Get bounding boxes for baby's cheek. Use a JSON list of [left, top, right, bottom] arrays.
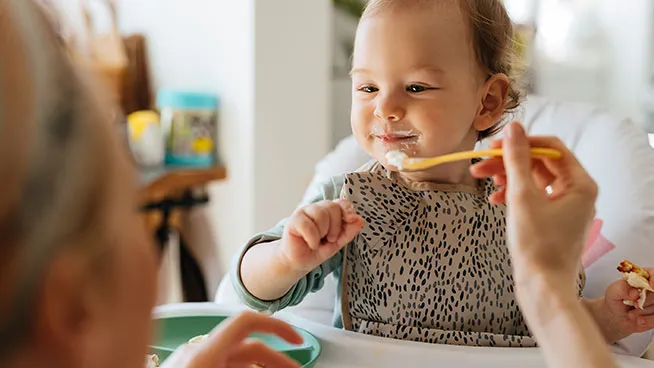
[[351, 111, 372, 133]]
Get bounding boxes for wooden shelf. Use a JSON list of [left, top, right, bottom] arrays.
[[139, 165, 227, 203], [138, 165, 227, 239]]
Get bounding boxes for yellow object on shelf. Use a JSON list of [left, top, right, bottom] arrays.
[[127, 110, 160, 140], [127, 110, 165, 167]]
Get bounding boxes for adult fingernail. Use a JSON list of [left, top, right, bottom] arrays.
[[508, 122, 525, 141], [504, 123, 514, 138]]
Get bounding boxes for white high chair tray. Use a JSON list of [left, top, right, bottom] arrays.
[[154, 303, 654, 368]]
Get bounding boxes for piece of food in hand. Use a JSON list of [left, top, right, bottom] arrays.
[[618, 260, 650, 279], [188, 334, 209, 344], [145, 354, 159, 368], [617, 260, 654, 309]]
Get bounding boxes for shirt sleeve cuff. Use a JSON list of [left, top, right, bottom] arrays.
[[230, 232, 299, 313]]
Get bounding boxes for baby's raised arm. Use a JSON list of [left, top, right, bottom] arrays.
[[240, 199, 363, 302]]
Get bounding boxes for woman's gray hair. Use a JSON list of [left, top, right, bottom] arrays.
[[0, 0, 113, 355]]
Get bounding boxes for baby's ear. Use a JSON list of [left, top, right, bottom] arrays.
[[473, 73, 510, 132]]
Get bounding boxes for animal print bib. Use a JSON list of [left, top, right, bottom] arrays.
[[339, 162, 584, 347]]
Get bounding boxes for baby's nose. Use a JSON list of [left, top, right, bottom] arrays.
[[374, 97, 406, 122]]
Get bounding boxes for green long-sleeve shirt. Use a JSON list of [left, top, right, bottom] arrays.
[[230, 176, 347, 328]]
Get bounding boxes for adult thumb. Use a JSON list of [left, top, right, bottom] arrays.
[[503, 122, 535, 195]]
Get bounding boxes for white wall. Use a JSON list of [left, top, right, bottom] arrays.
[[331, 8, 359, 146], [53, 0, 332, 274], [253, 0, 332, 230]]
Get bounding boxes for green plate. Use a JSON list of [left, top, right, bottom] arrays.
[[151, 315, 322, 367]]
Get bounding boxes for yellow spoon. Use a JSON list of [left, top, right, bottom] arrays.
[[386, 148, 562, 171]]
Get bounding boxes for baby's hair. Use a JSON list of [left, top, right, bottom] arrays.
[[362, 0, 523, 139]]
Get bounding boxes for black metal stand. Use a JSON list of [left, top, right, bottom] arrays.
[[141, 189, 210, 302]]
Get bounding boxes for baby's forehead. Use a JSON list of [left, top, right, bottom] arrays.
[[354, 3, 476, 67]]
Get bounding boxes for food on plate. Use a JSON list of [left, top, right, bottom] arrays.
[[145, 354, 159, 368], [617, 260, 653, 309], [188, 334, 209, 344]]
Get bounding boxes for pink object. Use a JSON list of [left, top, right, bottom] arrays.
[[582, 219, 616, 268]]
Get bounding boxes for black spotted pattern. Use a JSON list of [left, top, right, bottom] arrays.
[[340, 165, 585, 348]]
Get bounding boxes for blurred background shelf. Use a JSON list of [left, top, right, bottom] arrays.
[[139, 165, 227, 200]]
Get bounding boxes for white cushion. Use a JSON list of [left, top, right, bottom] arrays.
[[517, 97, 654, 298], [502, 96, 654, 356]]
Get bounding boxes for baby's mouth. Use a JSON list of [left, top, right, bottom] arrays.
[[373, 131, 419, 144]]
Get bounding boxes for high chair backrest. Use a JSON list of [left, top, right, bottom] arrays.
[[514, 96, 654, 300]]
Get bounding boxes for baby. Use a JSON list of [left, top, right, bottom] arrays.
[[231, 0, 630, 348]]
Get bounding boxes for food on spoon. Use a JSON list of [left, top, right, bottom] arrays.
[[385, 150, 408, 171], [617, 260, 653, 309]]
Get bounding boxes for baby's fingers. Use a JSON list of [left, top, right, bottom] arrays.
[[314, 219, 364, 261], [334, 199, 364, 242], [314, 201, 343, 243], [288, 211, 321, 250], [334, 199, 359, 223], [310, 200, 364, 260], [647, 268, 654, 289], [606, 280, 640, 312], [627, 312, 654, 332], [337, 215, 364, 246], [633, 302, 654, 317], [632, 290, 654, 311]]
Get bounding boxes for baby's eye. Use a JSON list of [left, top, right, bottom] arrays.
[[407, 84, 429, 93], [358, 85, 379, 93]]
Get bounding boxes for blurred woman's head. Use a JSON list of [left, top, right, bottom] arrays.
[[0, 1, 157, 367]]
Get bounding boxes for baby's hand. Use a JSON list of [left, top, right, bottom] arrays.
[[278, 200, 364, 273], [601, 270, 654, 340]]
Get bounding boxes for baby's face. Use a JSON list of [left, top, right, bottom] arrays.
[[351, 3, 489, 175]]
